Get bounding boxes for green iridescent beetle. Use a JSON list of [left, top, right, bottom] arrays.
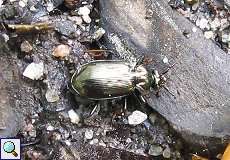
[[71, 60, 164, 100]]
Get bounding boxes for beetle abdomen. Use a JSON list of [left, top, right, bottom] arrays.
[[71, 61, 136, 100]]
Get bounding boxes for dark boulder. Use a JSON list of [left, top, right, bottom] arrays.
[[99, 0, 230, 151]]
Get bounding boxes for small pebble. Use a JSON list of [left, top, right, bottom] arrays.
[[192, 2, 199, 11], [98, 140, 106, 147], [68, 16, 83, 25], [68, 109, 80, 124], [30, 6, 36, 11], [128, 110, 147, 125], [221, 33, 230, 43], [19, 0, 26, 7], [84, 129, 94, 140], [53, 44, 71, 59], [23, 62, 44, 80], [210, 18, 220, 30], [204, 31, 214, 39], [2, 34, 9, 42], [163, 147, 171, 158], [92, 28, 105, 40], [162, 56, 169, 64], [192, 27, 197, 33], [196, 18, 209, 29], [89, 138, 99, 145], [52, 132, 61, 140], [28, 130, 36, 137], [21, 40, 33, 53], [65, 140, 71, 146], [47, 125, 54, 131], [45, 89, 60, 103], [78, 6, 90, 16], [82, 15, 91, 23], [126, 138, 132, 143], [148, 145, 163, 156], [46, 2, 54, 12]]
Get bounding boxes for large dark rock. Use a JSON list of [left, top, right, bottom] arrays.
[[0, 56, 22, 137], [99, 0, 230, 150]]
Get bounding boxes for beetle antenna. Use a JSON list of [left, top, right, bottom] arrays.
[[161, 63, 176, 75], [163, 86, 176, 99]]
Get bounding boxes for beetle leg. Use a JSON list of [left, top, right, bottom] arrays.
[[132, 55, 145, 71], [136, 83, 149, 96], [122, 98, 127, 115], [90, 103, 100, 115], [136, 55, 145, 66]]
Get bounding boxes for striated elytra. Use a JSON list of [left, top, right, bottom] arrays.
[[71, 60, 159, 100]]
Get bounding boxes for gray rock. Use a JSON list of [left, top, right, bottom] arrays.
[[162, 147, 171, 159], [85, 129, 94, 140], [55, 20, 77, 38], [148, 145, 163, 156], [99, 0, 230, 152], [0, 57, 22, 137]]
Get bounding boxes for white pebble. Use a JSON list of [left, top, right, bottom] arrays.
[[128, 110, 147, 125], [89, 139, 99, 145], [210, 18, 220, 30], [78, 6, 90, 16], [45, 89, 59, 103], [126, 138, 132, 143], [19, 0, 26, 7], [65, 140, 71, 146], [84, 129, 94, 140], [30, 6, 37, 11], [82, 15, 91, 24], [47, 125, 54, 131], [192, 27, 197, 33], [98, 141, 106, 147], [46, 2, 54, 12], [162, 56, 169, 64], [196, 18, 209, 29], [222, 33, 230, 43], [68, 16, 83, 25], [93, 28, 105, 40], [2, 34, 9, 42], [204, 31, 214, 39], [23, 62, 44, 80], [68, 109, 80, 124], [0, 0, 3, 7]]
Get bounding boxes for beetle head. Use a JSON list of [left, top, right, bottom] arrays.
[[150, 69, 167, 89]]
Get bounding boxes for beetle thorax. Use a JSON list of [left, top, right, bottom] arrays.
[[134, 65, 150, 90]]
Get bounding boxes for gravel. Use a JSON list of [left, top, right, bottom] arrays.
[[45, 89, 60, 103], [23, 62, 44, 80], [163, 147, 171, 159], [52, 44, 71, 59], [85, 129, 94, 140], [148, 145, 163, 156], [169, 0, 230, 52], [20, 40, 33, 53], [68, 109, 80, 124], [128, 111, 148, 125]]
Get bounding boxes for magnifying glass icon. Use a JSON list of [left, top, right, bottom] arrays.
[[3, 141, 18, 157]]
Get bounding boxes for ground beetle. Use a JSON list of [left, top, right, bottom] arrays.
[[71, 60, 166, 101]]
